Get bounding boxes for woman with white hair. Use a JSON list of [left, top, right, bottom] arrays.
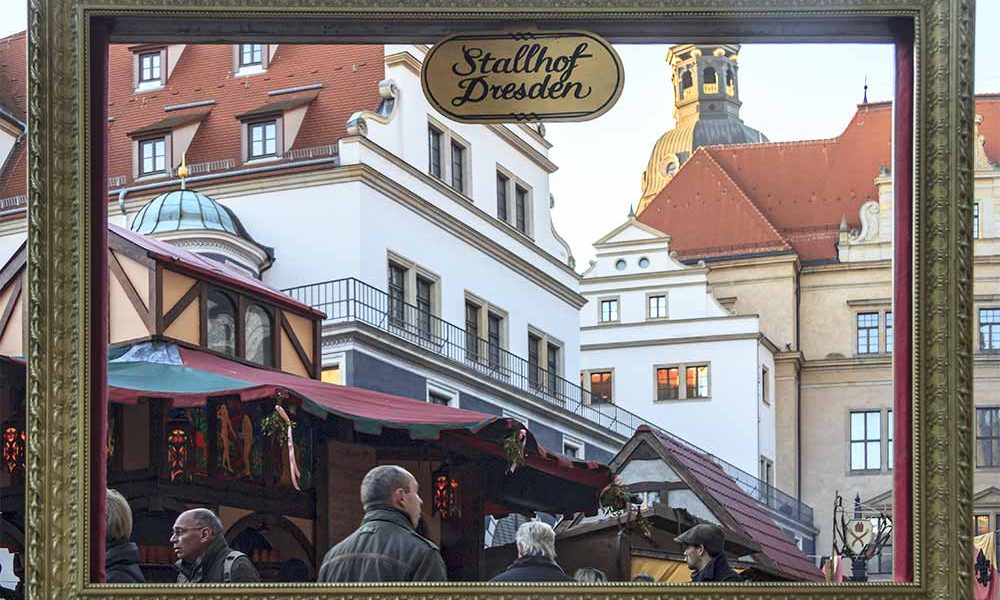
[[105, 488, 145, 583], [488, 521, 574, 582]]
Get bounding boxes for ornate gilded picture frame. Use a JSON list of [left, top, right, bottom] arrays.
[[25, 0, 973, 599]]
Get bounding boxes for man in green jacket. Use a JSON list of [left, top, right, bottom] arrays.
[[318, 465, 447, 583]]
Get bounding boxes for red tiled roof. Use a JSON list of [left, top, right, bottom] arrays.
[[106, 43, 384, 188], [638, 426, 824, 581], [0, 32, 26, 123], [639, 96, 1000, 263]]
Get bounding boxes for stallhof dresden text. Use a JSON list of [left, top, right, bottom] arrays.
[[449, 42, 595, 106]]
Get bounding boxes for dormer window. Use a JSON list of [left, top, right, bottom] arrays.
[[234, 43, 272, 76], [134, 49, 166, 90], [248, 120, 278, 159], [240, 44, 263, 67], [139, 52, 161, 83], [139, 138, 167, 177]]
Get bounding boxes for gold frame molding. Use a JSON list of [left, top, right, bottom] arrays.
[[26, 1, 973, 599]]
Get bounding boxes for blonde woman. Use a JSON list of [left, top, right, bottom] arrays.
[[105, 488, 145, 583]]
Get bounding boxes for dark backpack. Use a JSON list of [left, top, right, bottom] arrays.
[[223, 550, 248, 583]]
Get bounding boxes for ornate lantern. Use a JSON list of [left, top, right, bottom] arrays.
[[1, 420, 25, 481], [432, 462, 461, 518], [166, 417, 194, 482]]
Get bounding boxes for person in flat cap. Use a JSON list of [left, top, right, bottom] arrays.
[[673, 523, 742, 582]]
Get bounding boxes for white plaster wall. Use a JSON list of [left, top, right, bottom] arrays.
[[0, 233, 25, 267], [216, 182, 364, 289], [0, 131, 16, 172], [355, 184, 580, 376], [368, 46, 570, 266], [580, 337, 763, 475]]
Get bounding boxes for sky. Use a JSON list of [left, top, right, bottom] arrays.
[[0, 2, 998, 269]]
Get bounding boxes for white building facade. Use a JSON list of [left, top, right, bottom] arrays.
[[579, 218, 777, 482]]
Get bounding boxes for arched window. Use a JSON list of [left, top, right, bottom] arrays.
[[703, 67, 717, 84], [245, 304, 273, 366], [680, 70, 693, 98], [207, 290, 237, 356], [726, 68, 736, 94]]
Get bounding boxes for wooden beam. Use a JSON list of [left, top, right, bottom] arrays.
[[0, 276, 23, 341], [161, 281, 199, 330], [281, 311, 313, 374], [110, 250, 152, 332]]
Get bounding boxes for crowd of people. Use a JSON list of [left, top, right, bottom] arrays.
[[100, 464, 743, 584]]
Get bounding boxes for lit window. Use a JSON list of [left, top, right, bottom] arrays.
[[976, 515, 991, 536], [600, 299, 619, 323], [850, 410, 881, 470], [428, 126, 442, 178], [139, 138, 166, 176], [977, 407, 1000, 468], [656, 367, 679, 400], [857, 312, 879, 354], [139, 51, 161, 83], [244, 304, 273, 366], [321, 367, 341, 385], [240, 43, 263, 67], [981, 309, 1000, 351], [206, 290, 237, 356], [590, 371, 612, 403], [648, 295, 667, 319], [686, 365, 709, 398], [248, 121, 277, 158]]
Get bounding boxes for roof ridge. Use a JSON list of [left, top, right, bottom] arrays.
[[699, 148, 792, 248]]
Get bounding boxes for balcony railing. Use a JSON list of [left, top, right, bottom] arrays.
[[283, 277, 815, 527]]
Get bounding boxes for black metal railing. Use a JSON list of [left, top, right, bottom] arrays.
[[283, 277, 814, 526]]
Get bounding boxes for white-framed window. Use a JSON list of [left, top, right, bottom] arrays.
[[584, 370, 613, 404], [887, 409, 894, 470], [248, 120, 278, 159], [654, 362, 712, 401], [464, 293, 507, 368], [857, 312, 879, 354], [321, 351, 346, 385], [138, 51, 162, 85], [885, 311, 893, 353], [528, 328, 563, 395], [980, 308, 1000, 352], [974, 202, 981, 239], [426, 380, 458, 407], [386, 253, 440, 340], [426, 119, 472, 197], [562, 436, 584, 459], [850, 410, 882, 471], [240, 43, 264, 67], [139, 137, 167, 176], [647, 293, 668, 319], [495, 166, 533, 237], [599, 297, 620, 323]]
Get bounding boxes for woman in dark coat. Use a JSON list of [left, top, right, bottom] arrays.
[[105, 488, 145, 583]]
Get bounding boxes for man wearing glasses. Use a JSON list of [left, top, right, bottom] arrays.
[[171, 508, 261, 583]]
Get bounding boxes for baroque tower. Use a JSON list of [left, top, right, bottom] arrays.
[[638, 44, 767, 212]]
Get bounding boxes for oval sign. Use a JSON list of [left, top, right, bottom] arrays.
[[421, 30, 625, 123]]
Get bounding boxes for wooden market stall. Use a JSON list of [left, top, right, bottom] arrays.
[[0, 225, 610, 583]]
